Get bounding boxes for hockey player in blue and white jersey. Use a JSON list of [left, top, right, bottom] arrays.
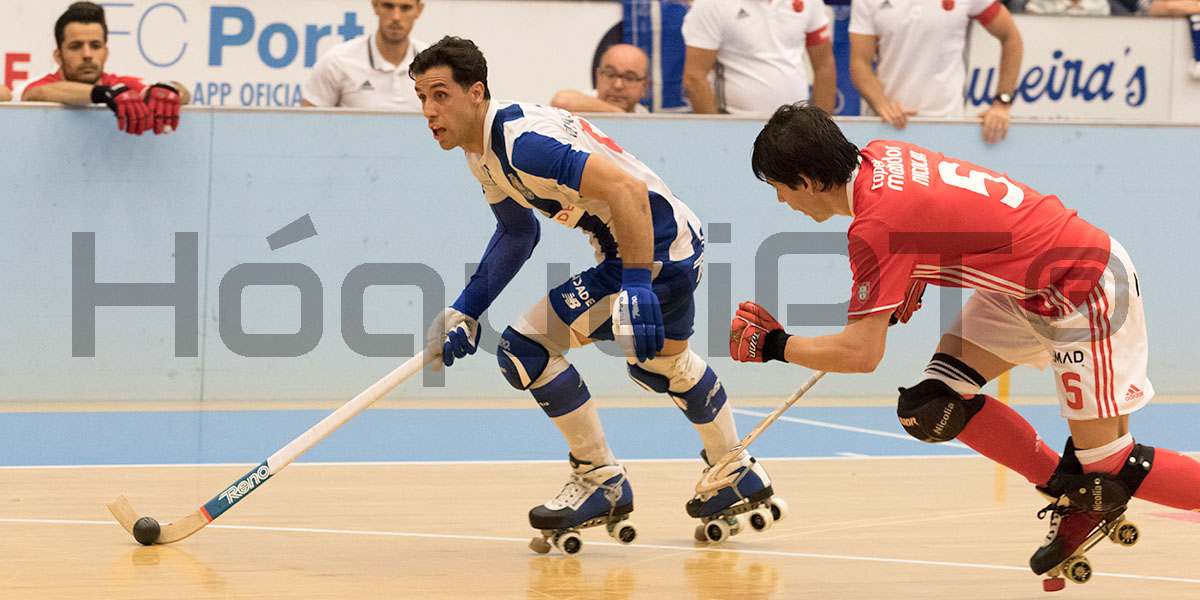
[[411, 37, 781, 552]]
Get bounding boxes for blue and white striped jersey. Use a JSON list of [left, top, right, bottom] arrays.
[[465, 100, 702, 264]]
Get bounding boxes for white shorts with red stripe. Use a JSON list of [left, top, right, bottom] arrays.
[[947, 237, 1153, 420]]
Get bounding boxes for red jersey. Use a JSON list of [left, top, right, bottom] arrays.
[[23, 71, 146, 96], [847, 140, 1110, 319]]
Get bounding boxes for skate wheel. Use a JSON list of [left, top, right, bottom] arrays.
[[609, 520, 638, 545], [769, 497, 789, 523], [748, 507, 774, 532], [694, 524, 707, 542], [529, 536, 552, 554], [1063, 556, 1092, 584], [704, 519, 731, 543], [1111, 521, 1139, 547], [555, 531, 583, 555], [1043, 577, 1066, 592]]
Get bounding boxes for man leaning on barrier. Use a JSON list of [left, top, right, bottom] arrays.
[[21, 2, 190, 135]]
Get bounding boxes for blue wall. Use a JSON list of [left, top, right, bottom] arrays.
[[1, 106, 1198, 404]]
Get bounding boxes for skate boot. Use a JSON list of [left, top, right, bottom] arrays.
[[1030, 481, 1140, 591], [687, 450, 787, 543], [528, 454, 637, 555]]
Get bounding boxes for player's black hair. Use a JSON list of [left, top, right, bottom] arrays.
[[55, 2, 107, 47], [410, 36, 491, 100], [751, 103, 860, 192]]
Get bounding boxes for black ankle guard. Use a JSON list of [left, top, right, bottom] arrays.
[[1048, 439, 1154, 513]]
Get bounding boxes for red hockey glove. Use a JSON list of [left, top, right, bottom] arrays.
[[730, 301, 790, 363], [144, 83, 180, 134], [91, 84, 150, 135]]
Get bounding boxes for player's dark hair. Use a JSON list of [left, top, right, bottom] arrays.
[[410, 36, 491, 100], [752, 103, 860, 192], [55, 2, 107, 47]]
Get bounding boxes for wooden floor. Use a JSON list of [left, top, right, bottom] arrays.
[[2, 458, 1199, 599]]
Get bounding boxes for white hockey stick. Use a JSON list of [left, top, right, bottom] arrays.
[[695, 370, 826, 495], [108, 352, 434, 544]]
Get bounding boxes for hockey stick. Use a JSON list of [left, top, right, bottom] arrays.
[[108, 351, 433, 544], [695, 370, 826, 495]]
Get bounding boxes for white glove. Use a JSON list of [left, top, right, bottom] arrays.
[[425, 307, 480, 370]]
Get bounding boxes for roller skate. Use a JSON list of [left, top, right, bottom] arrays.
[[1030, 479, 1140, 592], [528, 454, 637, 555], [687, 451, 787, 544]]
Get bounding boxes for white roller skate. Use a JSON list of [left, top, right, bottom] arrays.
[[687, 451, 787, 544], [528, 454, 637, 555]]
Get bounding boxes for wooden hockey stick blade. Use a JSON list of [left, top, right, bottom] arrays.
[[107, 351, 433, 544], [107, 495, 210, 544], [695, 370, 826, 495]]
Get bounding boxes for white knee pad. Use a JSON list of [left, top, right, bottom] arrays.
[[627, 350, 707, 394]]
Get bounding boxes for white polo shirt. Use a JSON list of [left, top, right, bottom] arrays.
[[850, 0, 1000, 117], [302, 34, 427, 110], [682, 0, 831, 116]]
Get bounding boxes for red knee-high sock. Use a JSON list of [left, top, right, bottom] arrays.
[[1134, 449, 1200, 511], [956, 396, 1060, 485]]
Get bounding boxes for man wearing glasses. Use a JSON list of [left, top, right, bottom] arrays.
[[551, 44, 651, 114]]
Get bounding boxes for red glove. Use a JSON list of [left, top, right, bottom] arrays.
[[91, 84, 150, 135], [730, 301, 789, 363], [890, 279, 927, 325], [145, 83, 180, 134]]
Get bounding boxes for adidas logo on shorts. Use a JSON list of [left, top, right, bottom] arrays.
[[1125, 385, 1144, 402]]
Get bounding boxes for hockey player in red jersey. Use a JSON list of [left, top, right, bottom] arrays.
[[732, 103, 1200, 588]]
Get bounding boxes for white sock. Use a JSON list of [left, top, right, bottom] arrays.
[[550, 399, 616, 466], [692, 403, 741, 462]]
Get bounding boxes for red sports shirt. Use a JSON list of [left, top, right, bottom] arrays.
[[23, 71, 146, 95], [847, 140, 1110, 319]]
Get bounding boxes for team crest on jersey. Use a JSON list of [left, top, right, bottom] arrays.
[[792, 0, 804, 11], [942, 0, 955, 9], [857, 282, 871, 302]]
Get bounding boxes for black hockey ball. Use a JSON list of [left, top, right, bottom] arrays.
[[133, 516, 160, 545]]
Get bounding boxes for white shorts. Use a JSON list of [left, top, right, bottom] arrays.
[[947, 237, 1153, 420]]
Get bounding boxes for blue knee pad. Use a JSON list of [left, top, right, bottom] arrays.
[[627, 352, 727, 424], [671, 366, 726, 424], [497, 327, 549, 390]]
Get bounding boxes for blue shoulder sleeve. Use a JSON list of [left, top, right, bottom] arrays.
[[451, 198, 541, 319], [510, 131, 591, 192]]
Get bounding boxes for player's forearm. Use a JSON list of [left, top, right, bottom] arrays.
[[607, 180, 655, 269], [169, 81, 192, 105], [550, 90, 622, 114], [683, 74, 718, 114], [995, 33, 1022, 96], [22, 81, 95, 105], [780, 331, 882, 373], [809, 62, 837, 115], [1145, 0, 1200, 16], [849, 60, 889, 114]]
